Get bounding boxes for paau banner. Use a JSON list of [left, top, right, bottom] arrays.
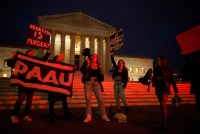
[[10, 52, 75, 96]]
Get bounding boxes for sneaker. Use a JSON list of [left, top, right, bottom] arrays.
[[24, 116, 32, 122], [84, 114, 92, 123], [11, 116, 19, 124], [101, 115, 110, 122]]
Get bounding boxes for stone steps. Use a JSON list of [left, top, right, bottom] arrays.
[[0, 73, 195, 110]]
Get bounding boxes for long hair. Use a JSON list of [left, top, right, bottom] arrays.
[[118, 59, 126, 70], [158, 56, 167, 66], [158, 56, 173, 77], [92, 54, 100, 64]]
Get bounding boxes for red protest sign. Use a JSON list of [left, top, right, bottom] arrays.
[[176, 25, 200, 55], [27, 24, 51, 49]]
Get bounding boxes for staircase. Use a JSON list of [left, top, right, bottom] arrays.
[[0, 72, 195, 110]]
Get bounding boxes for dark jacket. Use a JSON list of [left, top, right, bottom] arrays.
[[80, 60, 104, 92], [111, 55, 128, 88], [152, 65, 178, 95], [80, 60, 104, 83], [139, 68, 153, 85]]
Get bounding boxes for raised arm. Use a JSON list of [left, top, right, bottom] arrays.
[[110, 49, 117, 67], [42, 49, 50, 61]]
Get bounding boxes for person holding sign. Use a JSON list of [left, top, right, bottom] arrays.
[[48, 53, 71, 123], [80, 53, 110, 123], [110, 49, 129, 115], [9, 49, 50, 124]]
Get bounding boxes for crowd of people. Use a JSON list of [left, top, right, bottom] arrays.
[[7, 46, 199, 132]]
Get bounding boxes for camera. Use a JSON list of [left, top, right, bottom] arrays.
[[82, 48, 92, 60]]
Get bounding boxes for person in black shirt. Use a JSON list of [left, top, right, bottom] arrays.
[[48, 53, 71, 123], [152, 56, 179, 131], [80, 54, 110, 122], [110, 50, 129, 114], [9, 49, 50, 124]]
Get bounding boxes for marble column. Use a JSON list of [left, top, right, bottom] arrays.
[[50, 31, 55, 59], [80, 34, 86, 67], [69, 33, 75, 65], [61, 32, 66, 63], [90, 36, 94, 54], [98, 37, 104, 71], [106, 38, 112, 73]]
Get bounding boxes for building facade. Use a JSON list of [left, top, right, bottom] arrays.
[[0, 46, 40, 78], [113, 55, 153, 81], [37, 12, 115, 72], [0, 12, 153, 81]]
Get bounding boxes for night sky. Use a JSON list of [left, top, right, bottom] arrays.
[[0, 0, 200, 73]]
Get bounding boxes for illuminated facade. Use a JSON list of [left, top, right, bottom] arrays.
[[37, 12, 115, 72], [0, 46, 40, 78], [113, 55, 153, 81], [0, 12, 153, 81]]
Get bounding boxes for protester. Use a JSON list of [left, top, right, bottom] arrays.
[[80, 53, 110, 122], [48, 53, 71, 123], [138, 68, 153, 92], [110, 49, 129, 114], [182, 51, 200, 110], [152, 56, 179, 131], [9, 49, 50, 124]]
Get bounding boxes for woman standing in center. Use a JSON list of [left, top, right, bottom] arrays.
[[110, 50, 129, 114], [80, 54, 110, 123]]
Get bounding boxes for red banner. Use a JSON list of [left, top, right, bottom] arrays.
[[10, 52, 75, 96], [176, 25, 200, 55]]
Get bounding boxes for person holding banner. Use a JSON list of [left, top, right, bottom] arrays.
[[110, 49, 129, 114], [48, 53, 71, 123], [80, 53, 110, 123], [152, 56, 179, 131], [9, 49, 50, 124]]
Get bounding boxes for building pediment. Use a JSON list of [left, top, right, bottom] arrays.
[[38, 12, 115, 30]]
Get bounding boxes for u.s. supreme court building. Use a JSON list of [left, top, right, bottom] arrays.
[[0, 12, 153, 81]]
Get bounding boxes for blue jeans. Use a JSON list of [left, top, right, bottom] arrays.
[[114, 81, 127, 109], [84, 80, 106, 115]]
